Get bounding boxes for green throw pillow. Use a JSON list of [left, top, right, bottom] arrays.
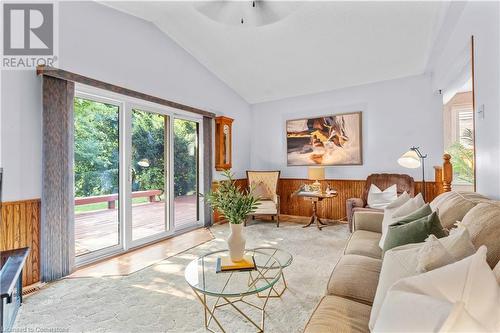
[[394, 203, 432, 224], [383, 211, 446, 252]]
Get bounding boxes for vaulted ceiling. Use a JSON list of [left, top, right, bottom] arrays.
[[102, 1, 446, 104]]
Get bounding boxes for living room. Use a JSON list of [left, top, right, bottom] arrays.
[[1, 1, 499, 332]]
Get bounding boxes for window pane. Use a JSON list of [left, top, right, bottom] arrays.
[[74, 97, 120, 256], [443, 92, 474, 188], [131, 109, 168, 241], [174, 119, 199, 229]]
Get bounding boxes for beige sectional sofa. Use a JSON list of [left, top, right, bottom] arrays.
[[304, 191, 500, 333]]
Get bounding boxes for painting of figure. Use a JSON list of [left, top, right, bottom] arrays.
[[286, 111, 362, 165]]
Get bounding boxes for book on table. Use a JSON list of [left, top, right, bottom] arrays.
[[216, 255, 256, 273]]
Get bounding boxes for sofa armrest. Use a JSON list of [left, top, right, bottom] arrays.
[[346, 198, 365, 231], [353, 211, 384, 233]]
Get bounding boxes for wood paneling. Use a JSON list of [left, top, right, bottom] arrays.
[[279, 179, 440, 220], [0, 199, 40, 286], [214, 178, 442, 223]]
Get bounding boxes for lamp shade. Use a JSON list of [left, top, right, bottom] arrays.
[[308, 166, 325, 180], [398, 150, 421, 169]]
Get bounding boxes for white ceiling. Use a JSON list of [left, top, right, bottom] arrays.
[[102, 1, 445, 104]]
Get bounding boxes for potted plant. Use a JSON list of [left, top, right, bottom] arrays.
[[204, 170, 260, 262]]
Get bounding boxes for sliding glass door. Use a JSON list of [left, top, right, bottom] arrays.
[[173, 118, 200, 230], [130, 108, 169, 242], [74, 88, 204, 265]]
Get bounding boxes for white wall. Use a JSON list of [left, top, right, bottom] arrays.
[[250, 74, 443, 181], [429, 1, 500, 198], [0, 1, 251, 201]]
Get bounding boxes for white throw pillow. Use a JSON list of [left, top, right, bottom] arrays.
[[439, 227, 476, 261], [367, 184, 397, 209], [378, 192, 410, 248], [416, 235, 455, 273], [439, 302, 491, 332], [374, 291, 454, 333], [494, 261, 500, 284], [379, 193, 425, 248], [416, 228, 476, 273], [373, 246, 500, 333], [369, 242, 421, 331]]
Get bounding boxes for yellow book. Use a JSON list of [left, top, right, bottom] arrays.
[[216, 255, 256, 273]]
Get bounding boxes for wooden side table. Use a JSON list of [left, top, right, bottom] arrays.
[[295, 192, 338, 230]]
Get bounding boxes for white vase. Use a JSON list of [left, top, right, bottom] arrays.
[[227, 223, 246, 262]]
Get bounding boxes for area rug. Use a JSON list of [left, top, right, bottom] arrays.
[[15, 221, 349, 333]]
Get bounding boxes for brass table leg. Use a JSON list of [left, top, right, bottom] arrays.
[[302, 200, 323, 230]]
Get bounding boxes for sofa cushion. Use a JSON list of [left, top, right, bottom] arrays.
[[253, 200, 277, 214], [304, 296, 370, 333], [430, 191, 488, 229], [344, 230, 382, 259], [326, 254, 382, 305], [352, 211, 384, 233], [461, 201, 500, 267]]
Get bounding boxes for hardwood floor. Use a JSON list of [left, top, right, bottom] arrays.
[[69, 227, 213, 278]]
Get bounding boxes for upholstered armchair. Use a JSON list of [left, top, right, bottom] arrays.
[[245, 171, 281, 227], [346, 173, 415, 232]]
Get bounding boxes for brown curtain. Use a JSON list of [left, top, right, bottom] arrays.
[[203, 116, 213, 227], [41, 76, 75, 282]]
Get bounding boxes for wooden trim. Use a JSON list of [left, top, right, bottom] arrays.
[[434, 166, 444, 195], [36, 65, 215, 119], [442, 153, 453, 192], [0, 199, 41, 287]]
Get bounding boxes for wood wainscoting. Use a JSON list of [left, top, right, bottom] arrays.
[[214, 177, 444, 222], [0, 199, 41, 286], [278, 179, 438, 221]]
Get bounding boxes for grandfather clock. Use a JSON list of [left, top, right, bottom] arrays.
[[215, 116, 233, 171]]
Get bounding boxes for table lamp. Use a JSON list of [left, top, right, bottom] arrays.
[[398, 147, 427, 199], [308, 166, 325, 193]]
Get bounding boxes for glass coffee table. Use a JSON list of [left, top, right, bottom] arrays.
[[185, 249, 282, 333], [251, 247, 293, 298]]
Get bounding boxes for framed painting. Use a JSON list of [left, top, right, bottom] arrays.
[[286, 111, 363, 166]]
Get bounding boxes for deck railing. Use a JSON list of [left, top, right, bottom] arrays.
[[75, 190, 162, 209]]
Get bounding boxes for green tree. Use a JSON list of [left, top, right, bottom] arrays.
[[446, 128, 474, 184], [74, 99, 198, 199], [131, 110, 165, 194], [174, 119, 197, 196], [74, 98, 119, 197]]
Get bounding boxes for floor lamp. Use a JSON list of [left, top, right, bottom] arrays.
[[398, 147, 428, 199]]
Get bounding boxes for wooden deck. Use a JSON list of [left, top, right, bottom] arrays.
[[75, 195, 198, 257]]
